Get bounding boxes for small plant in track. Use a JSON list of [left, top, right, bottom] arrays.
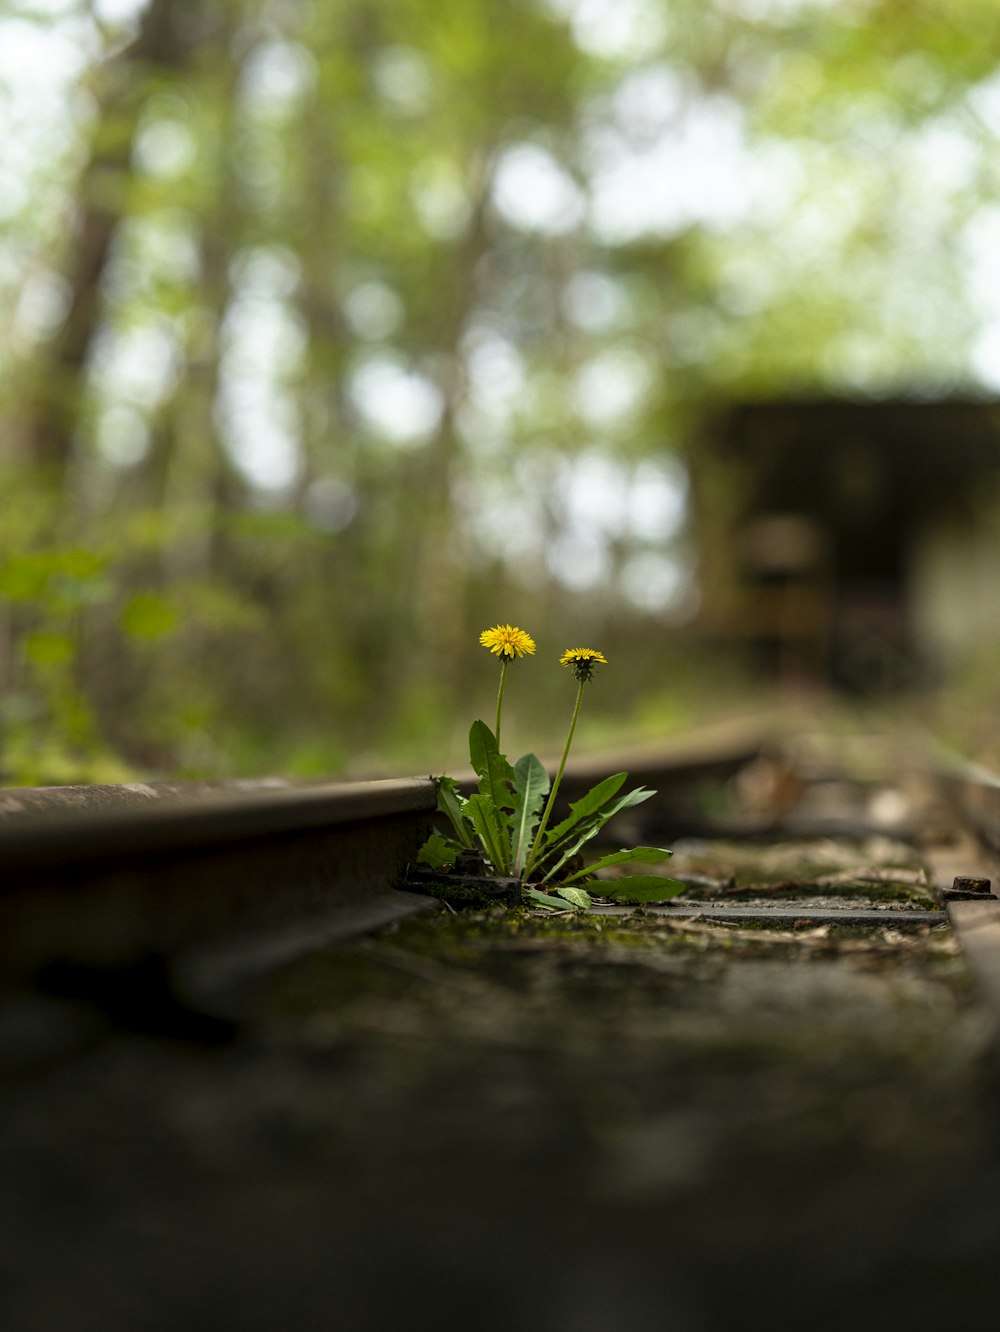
[[417, 624, 686, 912]]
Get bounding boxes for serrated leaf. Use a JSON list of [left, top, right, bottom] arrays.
[[562, 845, 673, 884], [536, 819, 607, 883], [416, 833, 462, 870], [469, 720, 516, 810], [466, 792, 511, 875], [511, 752, 549, 876], [598, 875, 688, 904], [556, 885, 592, 910], [598, 786, 657, 821], [532, 782, 656, 875], [525, 772, 634, 880], [435, 776, 475, 848], [542, 772, 628, 845], [534, 788, 658, 882]]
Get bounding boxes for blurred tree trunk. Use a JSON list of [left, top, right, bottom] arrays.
[[393, 160, 496, 686], [0, 0, 200, 776], [288, 12, 407, 733], [14, 0, 200, 488], [85, 37, 247, 764], [160, 66, 244, 584]]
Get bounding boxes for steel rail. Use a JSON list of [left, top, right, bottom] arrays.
[[4, 726, 995, 1009], [0, 776, 438, 991], [594, 904, 945, 926], [0, 723, 769, 998]]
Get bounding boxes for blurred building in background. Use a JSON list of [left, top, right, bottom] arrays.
[[692, 398, 1000, 692]]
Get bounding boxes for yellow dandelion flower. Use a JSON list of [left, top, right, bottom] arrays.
[[480, 624, 536, 661], [559, 647, 607, 682]]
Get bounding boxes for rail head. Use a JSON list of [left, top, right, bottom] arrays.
[[0, 726, 770, 991], [0, 776, 440, 987], [0, 776, 438, 873]]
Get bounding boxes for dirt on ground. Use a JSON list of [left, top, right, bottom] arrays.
[[3, 831, 1000, 1332]]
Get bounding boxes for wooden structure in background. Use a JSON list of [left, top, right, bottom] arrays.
[[692, 397, 1000, 690]]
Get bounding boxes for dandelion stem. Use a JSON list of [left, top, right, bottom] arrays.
[[494, 658, 510, 750], [525, 678, 585, 878]]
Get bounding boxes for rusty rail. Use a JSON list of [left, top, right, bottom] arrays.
[[0, 776, 438, 991]]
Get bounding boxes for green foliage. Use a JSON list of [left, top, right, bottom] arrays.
[[120, 593, 178, 642], [598, 876, 689, 905], [3, 0, 998, 782], [416, 832, 463, 870], [432, 722, 519, 875], [434, 776, 476, 850], [562, 845, 674, 882], [469, 720, 516, 817], [420, 720, 679, 909], [0, 549, 108, 606], [531, 785, 659, 883], [23, 631, 75, 667], [464, 790, 512, 877], [511, 751, 549, 876], [522, 885, 585, 913]]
